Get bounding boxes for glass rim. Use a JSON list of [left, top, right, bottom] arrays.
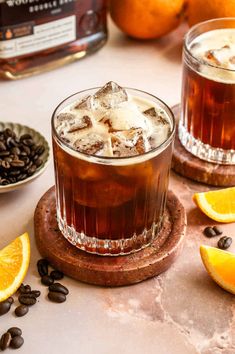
[[184, 17, 235, 73], [51, 87, 176, 164]]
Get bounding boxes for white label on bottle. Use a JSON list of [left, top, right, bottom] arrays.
[[0, 15, 76, 59]]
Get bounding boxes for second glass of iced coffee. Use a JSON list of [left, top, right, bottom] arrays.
[[52, 82, 175, 255]]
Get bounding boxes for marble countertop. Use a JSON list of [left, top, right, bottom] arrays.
[[0, 20, 235, 354]]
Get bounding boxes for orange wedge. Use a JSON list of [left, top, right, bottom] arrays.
[[193, 187, 235, 223], [200, 245, 235, 294], [0, 233, 30, 302]]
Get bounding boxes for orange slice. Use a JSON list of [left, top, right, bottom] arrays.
[[193, 187, 235, 223], [200, 245, 235, 295], [0, 233, 30, 302]]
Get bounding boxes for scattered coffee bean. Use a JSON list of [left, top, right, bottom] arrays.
[[50, 270, 64, 281], [41, 275, 54, 286], [48, 291, 66, 303], [19, 292, 37, 299], [49, 283, 69, 295], [203, 227, 217, 238], [218, 236, 232, 250], [213, 226, 223, 235], [30, 290, 41, 298], [15, 305, 29, 317], [7, 297, 14, 304], [18, 295, 36, 306], [37, 259, 48, 277], [18, 283, 26, 293], [24, 284, 31, 293], [0, 332, 11, 350], [10, 335, 24, 349], [0, 300, 11, 316], [7, 327, 22, 338]]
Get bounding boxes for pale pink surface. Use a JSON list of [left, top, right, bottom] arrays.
[[0, 20, 234, 354]]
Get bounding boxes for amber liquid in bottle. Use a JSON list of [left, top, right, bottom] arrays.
[[0, 0, 107, 79]]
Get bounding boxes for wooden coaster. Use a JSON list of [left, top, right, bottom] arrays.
[[34, 186, 186, 287], [172, 104, 235, 187]]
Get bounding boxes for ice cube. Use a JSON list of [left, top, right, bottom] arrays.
[[74, 95, 96, 110], [204, 49, 221, 66], [229, 55, 235, 65], [111, 128, 149, 157], [74, 133, 104, 155], [93, 81, 128, 109], [143, 107, 168, 125], [67, 115, 92, 133], [56, 112, 75, 123]]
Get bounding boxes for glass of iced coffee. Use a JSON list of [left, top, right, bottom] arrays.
[[52, 82, 175, 255], [179, 18, 235, 164]]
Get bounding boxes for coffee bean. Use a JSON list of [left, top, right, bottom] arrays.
[[18, 283, 25, 293], [22, 138, 34, 147], [0, 141, 6, 151], [203, 227, 217, 238], [19, 293, 37, 299], [10, 160, 25, 168], [19, 151, 27, 157], [4, 128, 14, 138], [4, 156, 12, 163], [30, 290, 41, 298], [7, 327, 22, 338], [213, 226, 223, 235], [0, 178, 10, 185], [41, 275, 54, 286], [0, 332, 11, 350], [37, 259, 49, 276], [27, 164, 36, 175], [50, 270, 64, 280], [10, 336, 24, 349], [218, 236, 232, 250], [19, 295, 36, 306], [49, 283, 69, 295], [34, 157, 43, 167], [17, 173, 27, 181], [7, 297, 14, 304], [48, 291, 66, 303], [0, 300, 11, 316], [11, 146, 21, 155], [1, 160, 10, 169], [9, 169, 20, 176], [23, 284, 31, 293], [21, 145, 31, 155], [0, 150, 10, 157], [15, 305, 29, 317], [35, 145, 45, 155], [20, 134, 32, 141]]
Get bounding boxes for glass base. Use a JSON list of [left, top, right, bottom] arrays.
[[178, 122, 235, 165], [57, 212, 163, 256]]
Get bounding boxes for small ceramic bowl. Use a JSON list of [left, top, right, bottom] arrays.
[[0, 122, 50, 193]]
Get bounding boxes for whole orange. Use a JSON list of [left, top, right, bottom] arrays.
[[187, 0, 235, 26], [109, 0, 185, 40]]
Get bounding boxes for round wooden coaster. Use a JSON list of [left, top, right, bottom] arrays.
[[172, 104, 235, 187], [34, 186, 186, 287]]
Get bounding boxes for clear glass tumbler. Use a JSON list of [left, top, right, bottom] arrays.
[[179, 18, 235, 164], [52, 88, 175, 256]]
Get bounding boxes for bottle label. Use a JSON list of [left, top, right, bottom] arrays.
[[0, 0, 77, 59], [0, 15, 76, 58]]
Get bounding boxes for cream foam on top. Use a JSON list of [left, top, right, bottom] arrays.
[[190, 29, 235, 83], [55, 82, 171, 158]]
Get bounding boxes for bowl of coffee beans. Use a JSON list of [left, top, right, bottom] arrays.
[[0, 122, 50, 193]]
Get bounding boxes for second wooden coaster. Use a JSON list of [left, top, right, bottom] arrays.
[[172, 104, 235, 187], [34, 186, 186, 287]]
